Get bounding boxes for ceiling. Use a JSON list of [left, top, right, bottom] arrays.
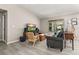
[[19, 4, 79, 19]]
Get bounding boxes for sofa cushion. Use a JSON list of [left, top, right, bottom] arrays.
[[57, 31, 64, 38], [54, 31, 61, 37]]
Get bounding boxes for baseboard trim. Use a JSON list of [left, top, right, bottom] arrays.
[[7, 40, 19, 45]]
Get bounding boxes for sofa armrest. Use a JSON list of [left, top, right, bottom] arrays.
[[46, 36, 53, 40], [46, 36, 63, 40], [54, 37, 63, 40]]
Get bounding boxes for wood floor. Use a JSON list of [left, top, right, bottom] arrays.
[[0, 40, 79, 55]]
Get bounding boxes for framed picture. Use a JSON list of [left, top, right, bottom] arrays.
[[71, 18, 77, 25]]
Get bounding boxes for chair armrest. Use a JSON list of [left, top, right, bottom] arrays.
[[34, 35, 39, 40]]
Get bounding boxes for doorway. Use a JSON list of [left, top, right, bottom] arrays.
[[0, 9, 7, 44], [48, 19, 64, 33]]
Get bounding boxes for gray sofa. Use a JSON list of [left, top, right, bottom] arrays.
[[46, 31, 64, 52]]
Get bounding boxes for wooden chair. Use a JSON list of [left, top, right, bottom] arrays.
[[26, 32, 39, 47]]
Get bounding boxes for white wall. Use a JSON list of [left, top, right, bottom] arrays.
[[40, 19, 49, 33], [0, 5, 40, 44]]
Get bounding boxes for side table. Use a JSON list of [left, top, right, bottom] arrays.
[[39, 34, 45, 41]]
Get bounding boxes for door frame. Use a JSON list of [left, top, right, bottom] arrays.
[[0, 9, 8, 44], [48, 19, 64, 33]]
